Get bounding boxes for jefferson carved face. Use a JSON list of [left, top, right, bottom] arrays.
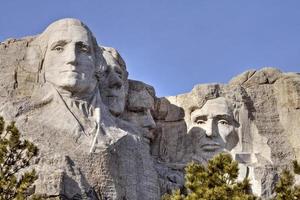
[[190, 97, 238, 158], [100, 50, 127, 116], [43, 24, 97, 94]]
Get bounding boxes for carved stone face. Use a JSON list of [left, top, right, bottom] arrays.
[[190, 97, 238, 157], [43, 25, 97, 95], [100, 51, 126, 116], [123, 87, 156, 136], [126, 101, 156, 131]]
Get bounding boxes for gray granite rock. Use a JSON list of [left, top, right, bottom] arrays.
[[1, 18, 300, 199]]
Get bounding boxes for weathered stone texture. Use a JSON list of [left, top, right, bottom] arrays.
[[0, 18, 300, 199]]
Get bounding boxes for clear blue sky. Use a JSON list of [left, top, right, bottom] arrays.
[[1, 1, 300, 97]]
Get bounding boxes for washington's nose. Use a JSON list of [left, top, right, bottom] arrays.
[[66, 46, 78, 66]]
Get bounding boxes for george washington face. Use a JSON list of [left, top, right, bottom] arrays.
[[43, 24, 97, 95]]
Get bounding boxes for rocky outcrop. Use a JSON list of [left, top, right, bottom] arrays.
[[0, 18, 299, 199]]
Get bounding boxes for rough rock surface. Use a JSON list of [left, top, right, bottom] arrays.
[[0, 18, 299, 199]]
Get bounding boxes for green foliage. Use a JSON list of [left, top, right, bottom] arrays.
[[293, 160, 300, 175], [162, 153, 257, 200], [0, 116, 40, 200], [272, 160, 300, 200]]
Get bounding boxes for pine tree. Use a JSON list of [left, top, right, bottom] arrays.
[[272, 160, 300, 200], [0, 116, 40, 199], [162, 153, 257, 200], [293, 160, 300, 175]]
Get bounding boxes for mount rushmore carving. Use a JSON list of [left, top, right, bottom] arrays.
[[0, 18, 300, 199]]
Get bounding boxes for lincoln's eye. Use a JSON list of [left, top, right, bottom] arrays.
[[218, 119, 229, 125], [195, 119, 205, 125]]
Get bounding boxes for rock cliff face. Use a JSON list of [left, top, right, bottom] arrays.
[[0, 18, 299, 199]]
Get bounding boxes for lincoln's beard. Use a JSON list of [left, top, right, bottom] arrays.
[[202, 147, 225, 161]]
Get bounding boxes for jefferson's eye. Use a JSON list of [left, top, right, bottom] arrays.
[[116, 71, 123, 79], [218, 120, 229, 125]]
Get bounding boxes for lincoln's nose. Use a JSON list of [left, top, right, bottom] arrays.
[[205, 119, 217, 137]]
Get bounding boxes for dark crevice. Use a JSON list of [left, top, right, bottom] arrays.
[[13, 67, 18, 89]]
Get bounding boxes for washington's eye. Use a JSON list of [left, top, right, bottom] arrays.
[[77, 43, 90, 53], [80, 46, 89, 53], [53, 46, 64, 52], [218, 119, 229, 125]]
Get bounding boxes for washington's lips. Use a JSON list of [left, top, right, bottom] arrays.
[[200, 143, 221, 151]]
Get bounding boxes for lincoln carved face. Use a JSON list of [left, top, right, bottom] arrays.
[[190, 97, 239, 158], [42, 20, 97, 95]]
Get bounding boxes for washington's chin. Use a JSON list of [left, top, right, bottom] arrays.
[[55, 79, 96, 94]]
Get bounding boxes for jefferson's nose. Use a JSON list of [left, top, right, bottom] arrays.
[[108, 72, 122, 89]]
